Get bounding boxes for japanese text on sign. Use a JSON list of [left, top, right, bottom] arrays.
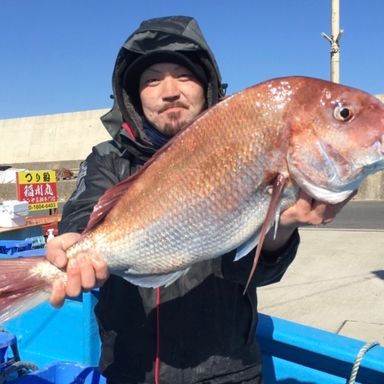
[[16, 170, 59, 211]]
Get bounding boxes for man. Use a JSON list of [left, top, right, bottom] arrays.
[[47, 16, 351, 384]]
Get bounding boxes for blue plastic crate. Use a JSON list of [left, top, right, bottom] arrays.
[[12, 248, 47, 257], [4, 291, 100, 369], [0, 240, 32, 255], [24, 236, 46, 249], [0, 331, 17, 370], [0, 330, 18, 383], [9, 362, 106, 383], [0, 248, 46, 259]]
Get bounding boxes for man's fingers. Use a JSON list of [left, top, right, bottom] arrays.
[[45, 238, 67, 268], [60, 252, 108, 295], [280, 189, 357, 227], [310, 200, 329, 225], [65, 258, 82, 297], [279, 190, 314, 225], [313, 190, 357, 225], [46, 232, 81, 268], [50, 280, 67, 308], [92, 254, 110, 286], [49, 253, 109, 309], [46, 234, 109, 310], [293, 190, 313, 214], [77, 253, 97, 291]]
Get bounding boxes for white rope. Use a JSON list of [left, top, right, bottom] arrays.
[[0, 361, 39, 384], [347, 341, 380, 384]]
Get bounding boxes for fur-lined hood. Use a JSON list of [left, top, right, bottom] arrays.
[[100, 16, 226, 147]]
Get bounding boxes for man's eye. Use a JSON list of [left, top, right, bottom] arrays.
[[145, 78, 160, 86], [178, 74, 194, 81]]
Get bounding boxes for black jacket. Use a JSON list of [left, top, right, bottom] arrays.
[[60, 16, 299, 384]]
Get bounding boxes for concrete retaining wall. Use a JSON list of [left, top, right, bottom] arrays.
[[1, 109, 110, 163], [357, 172, 384, 200]]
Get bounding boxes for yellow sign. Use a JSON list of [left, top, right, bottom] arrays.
[[17, 170, 56, 184], [16, 170, 59, 211]]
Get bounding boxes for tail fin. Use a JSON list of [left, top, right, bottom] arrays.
[[0, 256, 54, 324]]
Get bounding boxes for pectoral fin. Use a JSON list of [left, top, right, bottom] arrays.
[[120, 268, 191, 288], [234, 233, 261, 262], [243, 173, 287, 293]]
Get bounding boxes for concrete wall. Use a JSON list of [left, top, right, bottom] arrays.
[[357, 172, 384, 200], [1, 109, 110, 164]]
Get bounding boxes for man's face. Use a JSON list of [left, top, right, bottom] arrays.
[[139, 62, 206, 137]]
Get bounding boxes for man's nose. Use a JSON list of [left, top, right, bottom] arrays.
[[161, 77, 180, 101]]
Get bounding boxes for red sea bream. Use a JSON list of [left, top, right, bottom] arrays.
[[1, 76, 384, 322]]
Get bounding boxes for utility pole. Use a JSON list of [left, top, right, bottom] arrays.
[[322, 0, 343, 83]]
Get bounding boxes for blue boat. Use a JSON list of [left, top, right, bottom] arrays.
[[0, 245, 383, 383], [1, 292, 384, 383]]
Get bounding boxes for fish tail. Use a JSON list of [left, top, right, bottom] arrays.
[[0, 256, 55, 324]]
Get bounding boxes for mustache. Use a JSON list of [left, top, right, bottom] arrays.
[[159, 102, 188, 113]]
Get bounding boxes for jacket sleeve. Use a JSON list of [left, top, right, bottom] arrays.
[[220, 229, 300, 288], [253, 229, 300, 287], [59, 148, 122, 234]]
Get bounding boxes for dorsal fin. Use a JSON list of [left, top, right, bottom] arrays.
[[84, 176, 135, 233], [243, 173, 287, 293]]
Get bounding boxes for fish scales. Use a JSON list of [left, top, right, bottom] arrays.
[[75, 84, 291, 275]]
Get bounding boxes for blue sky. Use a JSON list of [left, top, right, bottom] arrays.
[[1, 0, 383, 119]]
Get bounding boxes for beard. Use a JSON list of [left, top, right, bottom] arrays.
[[161, 111, 188, 137]]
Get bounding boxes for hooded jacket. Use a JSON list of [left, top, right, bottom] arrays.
[[59, 16, 299, 384]]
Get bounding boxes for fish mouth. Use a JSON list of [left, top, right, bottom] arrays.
[[288, 136, 384, 204], [288, 140, 371, 204]]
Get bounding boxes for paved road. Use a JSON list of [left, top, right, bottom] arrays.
[[318, 200, 384, 231], [258, 228, 384, 343], [258, 200, 384, 343]]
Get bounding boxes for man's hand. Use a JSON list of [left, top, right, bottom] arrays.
[[46, 233, 109, 308], [263, 189, 356, 252], [279, 189, 356, 227]]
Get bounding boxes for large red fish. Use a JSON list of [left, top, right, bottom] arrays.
[[1, 76, 384, 322]]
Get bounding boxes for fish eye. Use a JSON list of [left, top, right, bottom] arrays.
[[333, 104, 354, 122]]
